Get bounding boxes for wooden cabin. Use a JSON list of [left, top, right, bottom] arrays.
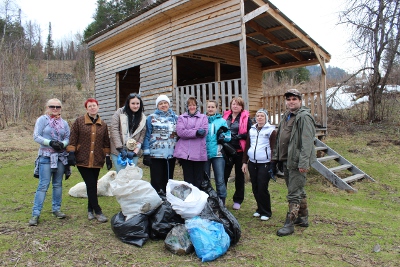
[[86, 0, 331, 128]]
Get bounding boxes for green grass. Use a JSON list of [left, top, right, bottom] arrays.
[[0, 124, 399, 266]]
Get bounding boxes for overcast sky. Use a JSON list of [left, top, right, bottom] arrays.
[[15, 0, 358, 72]]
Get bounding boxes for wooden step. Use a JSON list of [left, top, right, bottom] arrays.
[[317, 155, 339, 162], [315, 146, 327, 151], [329, 164, 352, 172], [342, 174, 365, 183]]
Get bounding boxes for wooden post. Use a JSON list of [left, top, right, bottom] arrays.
[[320, 61, 327, 128], [239, 0, 249, 110], [172, 56, 178, 113]]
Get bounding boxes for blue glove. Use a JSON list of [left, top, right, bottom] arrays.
[[196, 128, 206, 137], [118, 148, 128, 160]]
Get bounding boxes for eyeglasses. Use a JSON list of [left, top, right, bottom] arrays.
[[48, 105, 62, 109]]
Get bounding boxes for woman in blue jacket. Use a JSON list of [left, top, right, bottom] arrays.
[[204, 100, 231, 205]]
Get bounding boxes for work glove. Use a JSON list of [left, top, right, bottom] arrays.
[[67, 152, 76, 166], [105, 155, 112, 170], [143, 155, 152, 167], [270, 161, 277, 176], [127, 151, 137, 160], [117, 148, 128, 160], [196, 128, 206, 137], [50, 140, 64, 151], [217, 133, 225, 144]]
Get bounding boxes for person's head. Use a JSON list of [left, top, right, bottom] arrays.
[[124, 93, 143, 114], [284, 89, 302, 112], [84, 98, 99, 117], [186, 96, 198, 115], [156, 95, 171, 112], [255, 109, 268, 126], [207, 100, 218, 116], [230, 97, 245, 114], [46, 98, 62, 116]]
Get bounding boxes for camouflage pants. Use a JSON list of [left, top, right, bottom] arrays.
[[283, 161, 307, 204]]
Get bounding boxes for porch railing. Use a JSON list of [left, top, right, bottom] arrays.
[[174, 78, 242, 114], [262, 91, 326, 127]]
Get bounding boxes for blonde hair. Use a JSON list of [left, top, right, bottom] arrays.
[[207, 100, 218, 108], [45, 98, 62, 115]]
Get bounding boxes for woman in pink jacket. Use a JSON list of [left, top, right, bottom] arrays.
[[173, 96, 208, 189]]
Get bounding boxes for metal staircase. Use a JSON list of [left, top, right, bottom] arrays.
[[311, 138, 375, 192]]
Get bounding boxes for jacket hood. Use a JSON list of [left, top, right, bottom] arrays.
[[207, 113, 222, 122], [185, 97, 200, 116], [155, 108, 176, 117]]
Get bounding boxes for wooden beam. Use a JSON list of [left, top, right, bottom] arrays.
[[262, 59, 319, 72], [247, 20, 305, 61], [240, 0, 249, 109], [246, 38, 281, 64], [265, 7, 331, 62], [243, 4, 269, 23]]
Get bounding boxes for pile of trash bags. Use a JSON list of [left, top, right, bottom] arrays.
[[109, 164, 241, 262]]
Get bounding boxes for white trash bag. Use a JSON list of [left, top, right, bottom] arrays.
[[110, 164, 162, 220], [68, 171, 117, 197], [166, 180, 208, 220]]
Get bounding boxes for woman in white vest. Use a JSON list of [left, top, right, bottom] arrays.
[[242, 109, 276, 221], [110, 93, 146, 172]]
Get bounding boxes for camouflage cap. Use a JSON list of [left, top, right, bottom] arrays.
[[284, 89, 302, 98]]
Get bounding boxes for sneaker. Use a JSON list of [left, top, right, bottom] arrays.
[[232, 203, 241, 210], [29, 216, 39, 226], [52, 211, 66, 219], [88, 212, 95, 220], [95, 213, 108, 223], [253, 212, 260, 217], [260, 216, 270, 221]]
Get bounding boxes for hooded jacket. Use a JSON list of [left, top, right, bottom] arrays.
[[173, 110, 209, 161], [273, 106, 316, 170], [142, 108, 178, 159], [246, 122, 276, 163], [205, 113, 231, 159]]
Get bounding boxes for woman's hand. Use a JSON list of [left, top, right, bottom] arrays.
[[241, 163, 248, 173]]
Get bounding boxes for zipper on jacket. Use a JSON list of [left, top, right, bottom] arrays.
[[254, 128, 260, 161]]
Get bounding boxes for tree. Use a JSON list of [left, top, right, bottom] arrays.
[[45, 22, 54, 60], [339, 0, 400, 121]]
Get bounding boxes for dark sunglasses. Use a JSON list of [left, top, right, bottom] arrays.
[[48, 105, 62, 109], [129, 93, 141, 99]]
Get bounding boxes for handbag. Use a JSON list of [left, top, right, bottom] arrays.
[[222, 143, 237, 157]]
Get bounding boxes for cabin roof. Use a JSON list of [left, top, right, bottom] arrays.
[[86, 0, 331, 72]]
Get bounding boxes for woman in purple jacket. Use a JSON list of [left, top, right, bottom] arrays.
[[173, 97, 208, 189]]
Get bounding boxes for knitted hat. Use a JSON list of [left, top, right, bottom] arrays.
[[156, 95, 171, 107], [256, 109, 269, 118]]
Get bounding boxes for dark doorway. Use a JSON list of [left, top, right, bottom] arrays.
[[118, 66, 140, 108], [177, 57, 215, 86]]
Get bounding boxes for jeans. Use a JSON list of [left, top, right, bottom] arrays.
[[77, 166, 102, 214], [32, 156, 65, 217], [111, 153, 139, 173], [204, 157, 227, 198]]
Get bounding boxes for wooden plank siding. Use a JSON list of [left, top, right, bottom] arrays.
[[90, 0, 244, 122]]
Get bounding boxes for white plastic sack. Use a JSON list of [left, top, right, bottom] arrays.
[[166, 180, 208, 220], [68, 171, 117, 197], [110, 164, 162, 220]]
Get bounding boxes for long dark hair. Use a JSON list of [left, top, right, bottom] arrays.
[[124, 93, 144, 134]]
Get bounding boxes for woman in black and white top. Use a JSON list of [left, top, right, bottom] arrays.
[[242, 109, 276, 221]]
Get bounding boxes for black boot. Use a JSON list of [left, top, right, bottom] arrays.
[[277, 203, 300, 237], [294, 197, 309, 227]]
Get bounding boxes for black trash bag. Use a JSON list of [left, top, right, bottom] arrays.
[[199, 173, 241, 246], [111, 211, 150, 247], [164, 224, 194, 255], [170, 184, 192, 200], [149, 193, 185, 240]]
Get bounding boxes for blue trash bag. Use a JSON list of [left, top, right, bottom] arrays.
[[185, 216, 230, 262]]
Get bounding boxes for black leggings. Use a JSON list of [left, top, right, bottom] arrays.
[[224, 152, 245, 204], [77, 167, 101, 214]]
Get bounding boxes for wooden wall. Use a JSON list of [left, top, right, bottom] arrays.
[[90, 0, 243, 122]]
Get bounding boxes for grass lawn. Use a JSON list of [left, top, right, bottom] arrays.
[[0, 123, 399, 266]]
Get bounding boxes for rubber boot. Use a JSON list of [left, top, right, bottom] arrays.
[[277, 203, 300, 237], [294, 197, 309, 227]]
